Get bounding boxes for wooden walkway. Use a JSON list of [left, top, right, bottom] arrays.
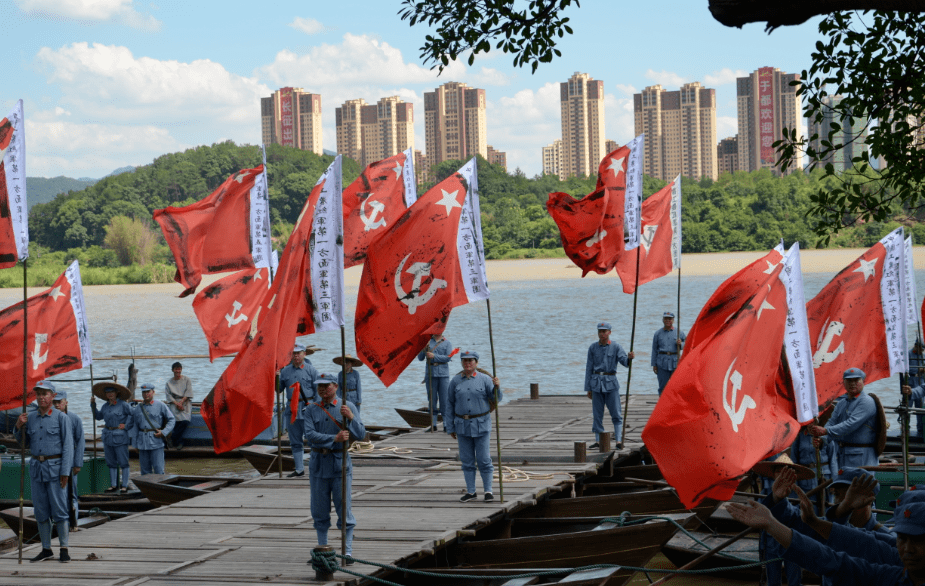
[[0, 394, 659, 585]]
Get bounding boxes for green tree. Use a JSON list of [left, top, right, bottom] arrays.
[[103, 216, 160, 266]]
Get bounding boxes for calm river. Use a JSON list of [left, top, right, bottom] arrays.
[[2, 250, 923, 430]]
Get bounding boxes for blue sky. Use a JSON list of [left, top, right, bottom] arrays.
[[0, 0, 824, 179]]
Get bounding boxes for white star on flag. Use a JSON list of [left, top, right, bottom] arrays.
[[436, 189, 461, 216], [854, 258, 878, 282], [763, 260, 779, 274], [392, 164, 402, 179], [757, 299, 775, 320], [607, 156, 626, 179], [47, 287, 64, 301], [234, 171, 251, 184]]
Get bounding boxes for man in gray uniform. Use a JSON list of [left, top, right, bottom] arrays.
[[52, 391, 84, 530], [809, 367, 879, 468], [131, 383, 175, 475], [14, 381, 74, 562], [651, 311, 685, 396], [585, 321, 634, 450]]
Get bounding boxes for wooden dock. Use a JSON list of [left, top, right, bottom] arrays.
[[0, 394, 660, 585]]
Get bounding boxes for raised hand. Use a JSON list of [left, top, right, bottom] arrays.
[[772, 467, 797, 503], [842, 475, 878, 512], [727, 500, 774, 530]]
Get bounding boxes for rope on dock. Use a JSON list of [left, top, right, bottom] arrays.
[[307, 551, 781, 586], [348, 441, 413, 455], [494, 466, 574, 483]]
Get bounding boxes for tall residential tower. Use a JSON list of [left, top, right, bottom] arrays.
[[559, 72, 605, 179], [260, 87, 323, 155], [335, 96, 414, 167], [736, 67, 803, 175], [424, 82, 487, 166]]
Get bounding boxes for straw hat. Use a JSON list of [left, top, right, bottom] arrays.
[[333, 354, 363, 367], [92, 381, 132, 402], [750, 453, 815, 481]]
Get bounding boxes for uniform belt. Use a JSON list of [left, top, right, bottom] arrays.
[[34, 454, 61, 462], [459, 411, 490, 420], [594, 371, 616, 376], [104, 426, 121, 430], [141, 428, 160, 432], [311, 447, 336, 455], [840, 442, 876, 448], [659, 352, 678, 355]]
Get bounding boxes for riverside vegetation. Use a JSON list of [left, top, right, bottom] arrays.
[[1, 141, 920, 288]]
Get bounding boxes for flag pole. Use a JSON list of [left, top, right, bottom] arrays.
[[275, 373, 282, 479], [901, 372, 910, 492], [339, 325, 348, 566], [620, 247, 641, 446], [676, 264, 682, 359], [89, 363, 97, 498], [485, 299, 504, 503], [426, 354, 434, 432], [18, 259, 27, 564]]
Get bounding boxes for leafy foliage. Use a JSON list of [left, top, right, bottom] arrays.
[[103, 216, 160, 266], [26, 176, 96, 209], [776, 11, 925, 244], [397, 0, 578, 73]]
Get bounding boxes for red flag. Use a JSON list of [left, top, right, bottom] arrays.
[[642, 260, 799, 507], [343, 148, 417, 268], [355, 158, 488, 386], [192, 266, 273, 361], [685, 244, 785, 355], [807, 227, 906, 406], [614, 175, 682, 294], [153, 165, 266, 297], [289, 382, 301, 424], [0, 100, 29, 269], [0, 260, 93, 409], [201, 158, 342, 453]]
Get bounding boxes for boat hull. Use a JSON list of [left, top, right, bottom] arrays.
[[133, 473, 246, 507]]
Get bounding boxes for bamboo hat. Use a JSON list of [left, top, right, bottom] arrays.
[[92, 381, 132, 402], [333, 354, 363, 367], [750, 453, 815, 481]]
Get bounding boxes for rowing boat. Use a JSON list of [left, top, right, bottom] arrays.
[[238, 445, 295, 474], [132, 473, 248, 507], [0, 507, 110, 543], [661, 529, 762, 581], [375, 566, 631, 586], [395, 407, 442, 428], [518, 487, 721, 523]]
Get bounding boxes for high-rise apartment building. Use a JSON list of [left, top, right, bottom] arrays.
[[736, 67, 803, 175], [542, 139, 563, 179], [807, 95, 867, 173], [424, 82, 487, 166], [335, 96, 414, 167], [486, 145, 507, 171], [717, 136, 739, 176], [414, 150, 431, 185], [605, 139, 619, 155], [559, 73, 605, 179], [633, 82, 718, 181], [260, 87, 322, 155]]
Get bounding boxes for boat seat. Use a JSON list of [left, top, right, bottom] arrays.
[[189, 480, 230, 491], [557, 567, 622, 583], [499, 577, 540, 586]]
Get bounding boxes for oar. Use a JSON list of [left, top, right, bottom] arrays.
[[649, 527, 753, 586]]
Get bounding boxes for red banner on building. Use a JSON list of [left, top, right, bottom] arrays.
[[758, 67, 775, 166], [280, 87, 295, 148]]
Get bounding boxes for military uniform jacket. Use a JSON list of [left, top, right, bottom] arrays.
[[15, 407, 74, 482], [584, 341, 629, 394], [417, 338, 454, 378], [446, 371, 500, 437], [826, 392, 878, 448], [790, 433, 838, 485], [651, 328, 685, 370], [304, 399, 365, 479], [337, 370, 361, 405], [279, 361, 318, 422], [67, 412, 85, 470], [92, 400, 134, 446], [784, 531, 911, 585], [131, 400, 176, 450]]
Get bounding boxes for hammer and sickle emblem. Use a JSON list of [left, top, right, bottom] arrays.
[[394, 254, 447, 315], [641, 225, 659, 253], [225, 300, 249, 327], [812, 320, 845, 368], [585, 229, 607, 247], [722, 358, 756, 433], [360, 198, 387, 232], [31, 333, 49, 370]]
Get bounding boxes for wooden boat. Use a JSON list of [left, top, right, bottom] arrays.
[[661, 529, 762, 581], [132, 474, 247, 507], [0, 507, 110, 543], [378, 566, 631, 586], [518, 487, 721, 523], [0, 493, 154, 514], [239, 445, 295, 474], [395, 407, 442, 428]]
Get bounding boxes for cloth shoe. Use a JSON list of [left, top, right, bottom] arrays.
[[30, 548, 54, 563], [286, 470, 305, 478], [484, 492, 494, 502], [59, 549, 70, 563], [459, 493, 477, 503], [616, 442, 624, 450], [588, 442, 600, 450]]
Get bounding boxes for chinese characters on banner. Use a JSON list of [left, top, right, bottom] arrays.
[[280, 87, 295, 148], [455, 158, 489, 303], [64, 260, 94, 368], [0, 99, 29, 267], [778, 244, 817, 423], [758, 67, 776, 166], [669, 174, 682, 269], [310, 155, 344, 332], [904, 236, 918, 327], [881, 228, 908, 373], [624, 134, 644, 251], [249, 149, 272, 272]]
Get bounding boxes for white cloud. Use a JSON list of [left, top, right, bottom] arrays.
[[717, 115, 738, 140], [484, 83, 560, 176], [613, 84, 637, 96], [604, 94, 636, 147], [288, 17, 326, 35], [644, 69, 687, 89], [703, 68, 748, 87], [16, 0, 160, 30]]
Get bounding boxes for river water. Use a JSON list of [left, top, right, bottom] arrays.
[[1, 250, 923, 431]]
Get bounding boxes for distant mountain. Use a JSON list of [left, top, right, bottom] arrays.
[[323, 149, 337, 157], [26, 176, 97, 209]]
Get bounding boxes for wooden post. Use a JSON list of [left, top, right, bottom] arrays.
[[574, 441, 587, 463], [530, 383, 539, 400], [599, 432, 611, 452], [312, 545, 335, 581]]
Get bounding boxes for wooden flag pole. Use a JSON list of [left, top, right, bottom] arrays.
[[620, 247, 641, 445], [18, 259, 27, 564], [902, 372, 911, 492], [340, 325, 348, 566], [486, 299, 504, 503], [275, 373, 282, 479], [89, 364, 97, 499]]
